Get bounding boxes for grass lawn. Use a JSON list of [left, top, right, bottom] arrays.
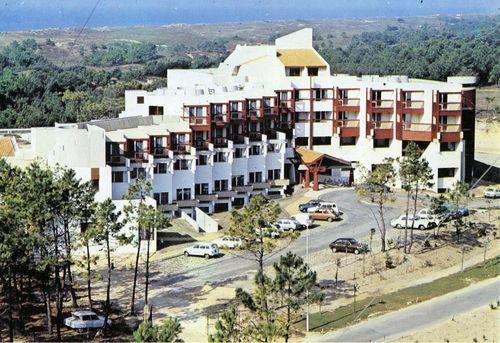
[[296, 255, 500, 332]]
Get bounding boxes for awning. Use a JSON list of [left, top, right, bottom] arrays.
[[295, 147, 351, 167]]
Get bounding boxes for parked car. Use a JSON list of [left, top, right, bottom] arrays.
[[299, 199, 323, 213], [311, 208, 338, 222], [255, 226, 280, 239], [274, 218, 303, 231], [184, 242, 220, 258], [64, 311, 111, 331], [484, 188, 500, 199], [443, 203, 469, 219], [390, 214, 437, 230], [307, 201, 339, 215], [329, 238, 367, 254], [290, 213, 314, 228], [211, 236, 242, 249]]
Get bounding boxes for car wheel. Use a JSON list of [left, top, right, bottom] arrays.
[[396, 224, 402, 229], [327, 217, 333, 222], [418, 224, 425, 230], [204, 254, 210, 259], [354, 249, 360, 255], [184, 251, 189, 257]]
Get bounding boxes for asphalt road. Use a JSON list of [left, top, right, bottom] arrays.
[[319, 278, 500, 342], [154, 189, 403, 289]]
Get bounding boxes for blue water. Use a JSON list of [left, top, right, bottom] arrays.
[[0, 0, 497, 32]]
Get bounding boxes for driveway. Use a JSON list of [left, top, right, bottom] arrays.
[[318, 278, 500, 342]]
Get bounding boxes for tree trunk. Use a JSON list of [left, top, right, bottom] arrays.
[[103, 237, 111, 336], [53, 226, 62, 341], [144, 226, 151, 306], [130, 226, 142, 316], [86, 241, 93, 310], [404, 190, 411, 253], [43, 288, 53, 335], [409, 186, 419, 253], [64, 228, 78, 308], [379, 200, 386, 252], [5, 274, 14, 342]]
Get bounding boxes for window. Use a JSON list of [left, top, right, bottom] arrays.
[[249, 172, 262, 183], [214, 152, 227, 163], [154, 163, 168, 174], [232, 175, 244, 187], [188, 107, 204, 117], [234, 147, 245, 159], [267, 144, 276, 153], [174, 159, 189, 170], [438, 168, 456, 178], [307, 67, 319, 76], [403, 92, 412, 101], [130, 167, 145, 179], [112, 171, 124, 183], [313, 89, 329, 100], [314, 111, 329, 121], [213, 104, 224, 114], [195, 183, 209, 195], [268, 169, 281, 180], [373, 139, 390, 148], [440, 142, 457, 152], [340, 137, 357, 146], [137, 96, 144, 104], [313, 136, 331, 146], [176, 188, 191, 201], [149, 106, 164, 116], [154, 192, 169, 205], [295, 137, 309, 147], [286, 67, 301, 76], [214, 180, 229, 192], [197, 155, 208, 165], [249, 145, 261, 156]]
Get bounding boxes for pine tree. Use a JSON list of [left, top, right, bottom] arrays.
[[209, 305, 240, 343]]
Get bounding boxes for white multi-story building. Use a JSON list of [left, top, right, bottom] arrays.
[[2, 28, 476, 217]]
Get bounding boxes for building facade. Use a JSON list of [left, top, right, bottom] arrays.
[[2, 28, 476, 216]]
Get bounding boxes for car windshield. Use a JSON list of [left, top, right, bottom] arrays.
[[348, 239, 357, 244]]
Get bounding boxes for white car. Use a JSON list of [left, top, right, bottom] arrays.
[[184, 242, 220, 258], [64, 311, 111, 331], [390, 214, 437, 230], [307, 201, 339, 215], [484, 188, 500, 199], [274, 218, 303, 232], [290, 213, 314, 228], [211, 236, 242, 249]]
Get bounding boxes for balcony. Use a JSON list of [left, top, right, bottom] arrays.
[[193, 140, 210, 151], [195, 194, 217, 202], [264, 107, 277, 115], [371, 100, 394, 114], [251, 182, 271, 190], [217, 190, 237, 199], [279, 100, 293, 111], [171, 143, 191, 154], [230, 112, 245, 120], [248, 109, 261, 120], [401, 100, 424, 114], [337, 98, 360, 112], [213, 137, 228, 148], [187, 116, 210, 128], [233, 185, 253, 193], [278, 122, 294, 130], [338, 119, 360, 137], [130, 150, 149, 162], [439, 102, 461, 116], [230, 134, 245, 144], [401, 122, 433, 141], [152, 147, 169, 158], [212, 114, 228, 126], [176, 199, 199, 207], [372, 121, 394, 139], [439, 124, 461, 143], [107, 154, 126, 166], [249, 132, 262, 142], [270, 179, 290, 187]]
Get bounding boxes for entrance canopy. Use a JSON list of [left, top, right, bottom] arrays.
[[293, 147, 351, 191]]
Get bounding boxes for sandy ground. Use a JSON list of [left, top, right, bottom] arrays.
[[393, 305, 500, 343], [476, 120, 500, 155]]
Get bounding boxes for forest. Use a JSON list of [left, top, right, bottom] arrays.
[[0, 15, 498, 129]]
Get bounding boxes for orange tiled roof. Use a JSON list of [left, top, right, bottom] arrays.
[[0, 137, 15, 157], [295, 146, 351, 166], [277, 49, 326, 67]]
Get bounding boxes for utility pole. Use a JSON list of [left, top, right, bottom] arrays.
[[306, 223, 310, 332]]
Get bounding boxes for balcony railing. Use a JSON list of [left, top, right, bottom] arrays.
[[338, 98, 360, 107], [439, 102, 461, 111], [372, 99, 394, 108], [339, 119, 360, 128], [152, 147, 168, 157], [372, 121, 393, 129], [372, 121, 393, 139], [187, 116, 209, 125], [402, 123, 432, 131], [264, 108, 277, 115], [171, 143, 190, 154], [249, 132, 262, 142], [230, 134, 245, 144], [107, 154, 126, 165], [132, 150, 148, 161], [230, 112, 244, 120], [401, 122, 433, 141], [439, 124, 461, 132], [212, 115, 227, 124], [213, 137, 228, 147], [278, 122, 294, 130], [439, 124, 461, 142], [402, 100, 424, 109], [339, 119, 360, 137], [193, 140, 209, 150]]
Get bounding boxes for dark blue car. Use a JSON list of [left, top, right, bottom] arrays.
[[299, 199, 323, 213], [443, 203, 469, 220]]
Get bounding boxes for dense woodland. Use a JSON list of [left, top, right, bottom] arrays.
[[0, 15, 498, 129]]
